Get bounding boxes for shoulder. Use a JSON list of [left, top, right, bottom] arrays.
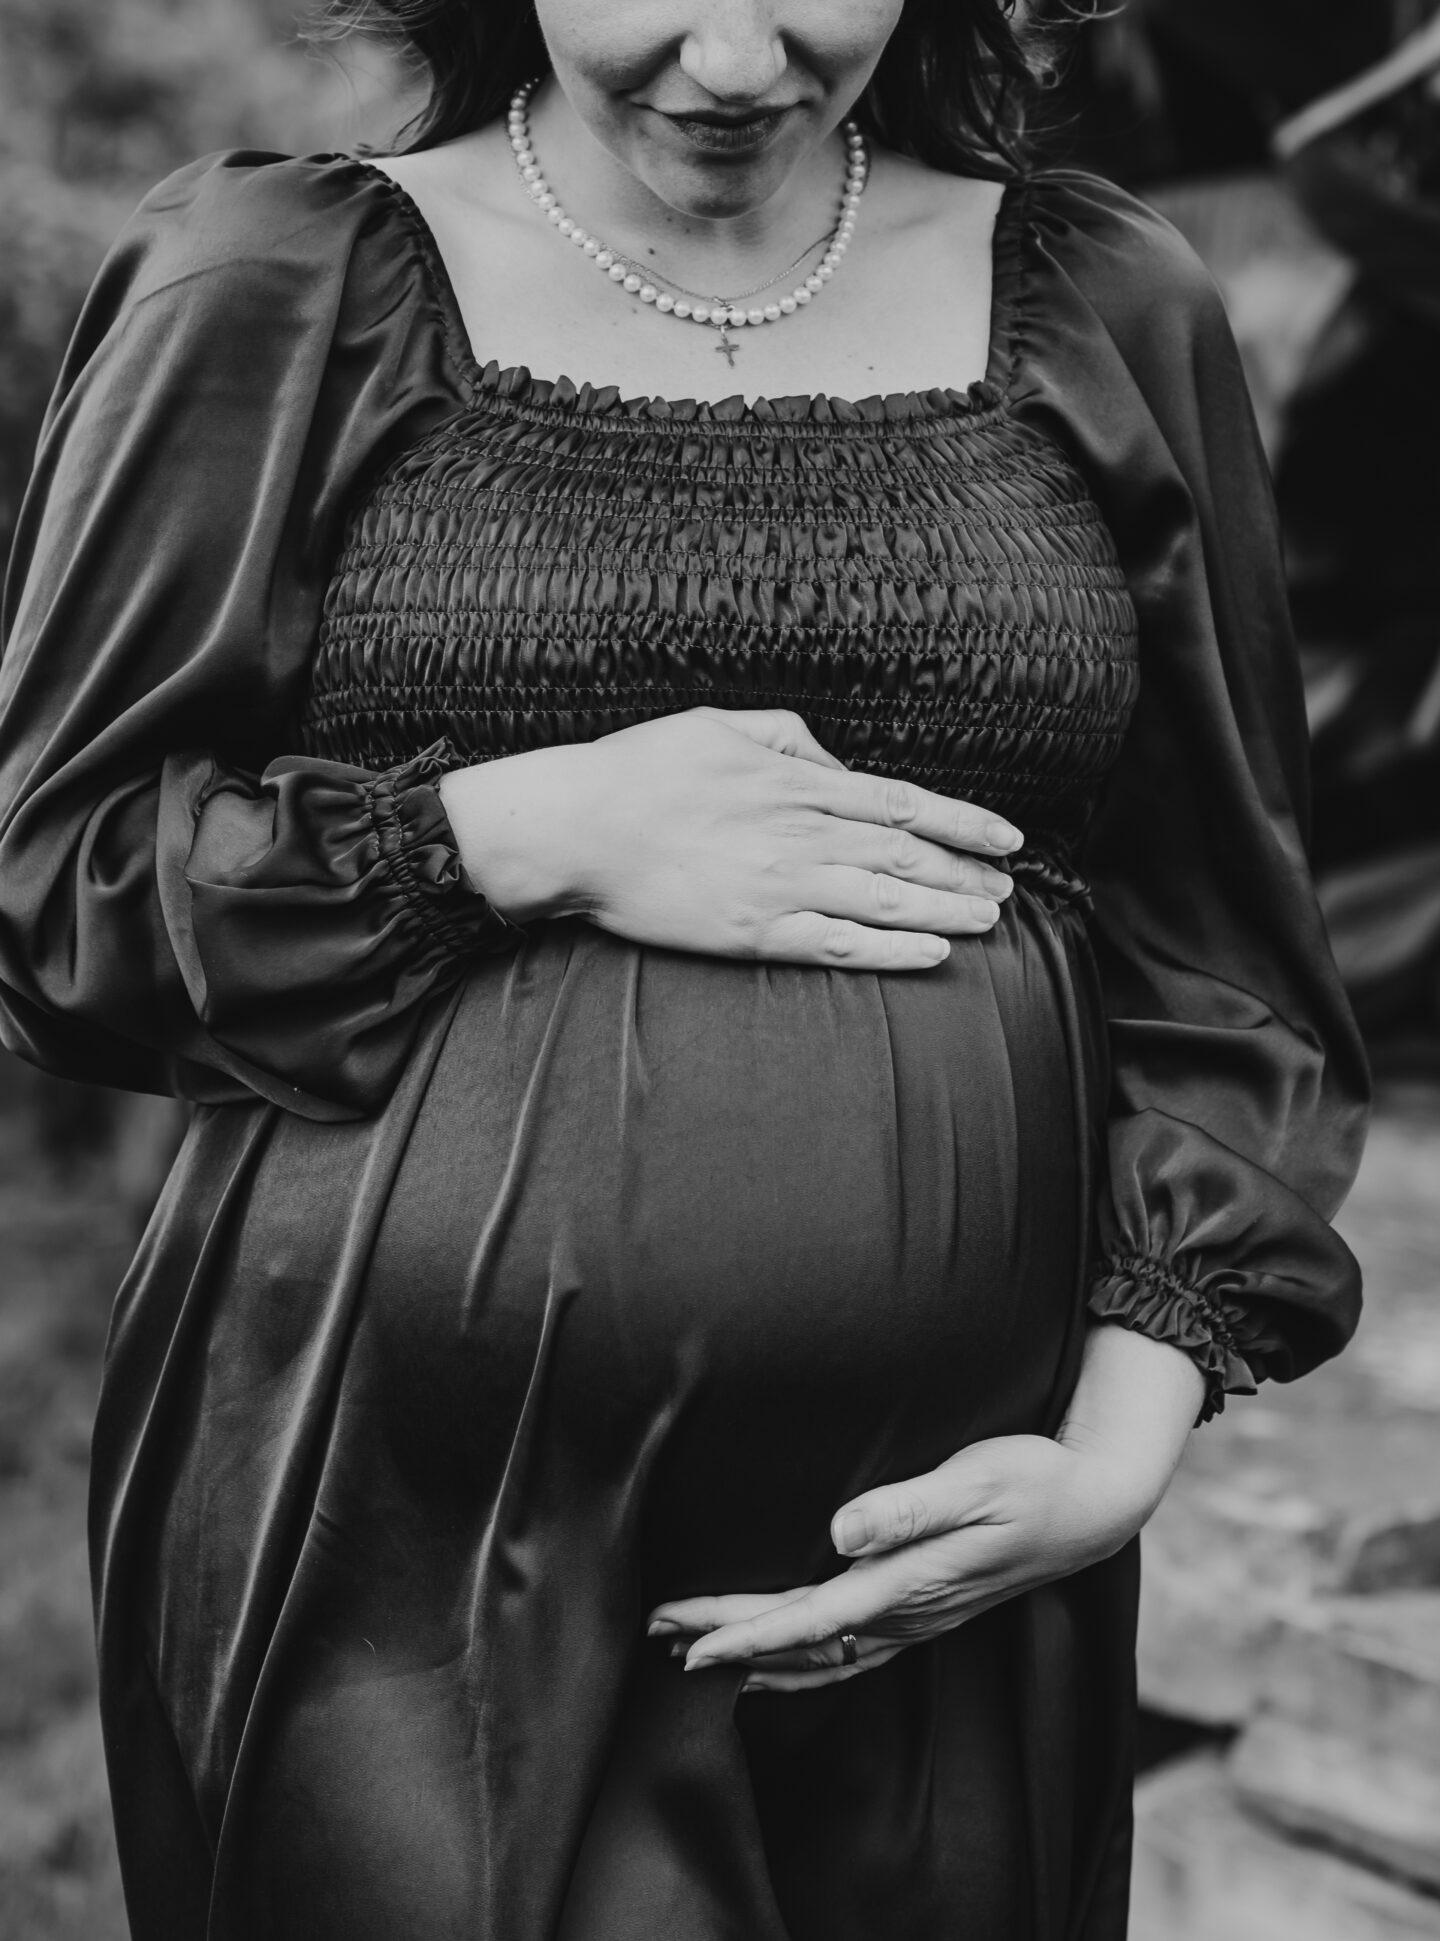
[[118, 150, 409, 296], [1018, 167, 1229, 348], [61, 149, 435, 389]]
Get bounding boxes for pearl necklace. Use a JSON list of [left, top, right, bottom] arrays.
[[507, 82, 869, 368]]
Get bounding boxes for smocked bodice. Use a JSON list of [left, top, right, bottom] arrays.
[[303, 363, 1140, 857]]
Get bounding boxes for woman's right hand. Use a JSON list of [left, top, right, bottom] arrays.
[[438, 707, 1023, 972]]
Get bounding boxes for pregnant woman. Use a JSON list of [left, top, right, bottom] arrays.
[[0, 1, 1367, 1936]]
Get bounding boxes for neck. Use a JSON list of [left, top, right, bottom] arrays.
[[524, 80, 851, 296]]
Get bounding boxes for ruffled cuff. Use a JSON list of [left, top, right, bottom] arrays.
[[1088, 1254, 1270, 1422], [166, 737, 526, 1116], [1090, 1110, 1364, 1424], [361, 741, 525, 961]]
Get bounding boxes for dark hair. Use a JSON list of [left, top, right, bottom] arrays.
[[323, 1, 1085, 178]]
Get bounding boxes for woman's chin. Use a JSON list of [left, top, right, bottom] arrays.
[[630, 121, 810, 218]]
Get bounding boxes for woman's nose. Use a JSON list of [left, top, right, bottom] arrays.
[[678, 2, 788, 102]]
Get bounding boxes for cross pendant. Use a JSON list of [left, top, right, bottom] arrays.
[[714, 326, 740, 368]]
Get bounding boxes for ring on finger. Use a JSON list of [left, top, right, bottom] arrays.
[[837, 1632, 859, 1667]]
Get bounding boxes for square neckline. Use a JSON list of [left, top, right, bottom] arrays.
[[349, 156, 1030, 425]]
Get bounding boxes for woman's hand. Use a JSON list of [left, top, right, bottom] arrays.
[[438, 707, 1023, 972], [645, 1326, 1207, 1692]]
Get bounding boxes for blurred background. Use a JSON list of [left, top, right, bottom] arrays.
[[0, 2, 1437, 1936]]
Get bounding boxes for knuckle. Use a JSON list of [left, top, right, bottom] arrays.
[[881, 780, 920, 827], [757, 706, 808, 751], [822, 918, 858, 960], [736, 911, 775, 961], [889, 829, 921, 874], [776, 813, 821, 848], [873, 871, 904, 916], [732, 901, 766, 942], [887, 1493, 929, 1542], [778, 761, 821, 802]]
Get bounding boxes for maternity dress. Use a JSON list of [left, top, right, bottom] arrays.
[[0, 155, 1367, 1941]]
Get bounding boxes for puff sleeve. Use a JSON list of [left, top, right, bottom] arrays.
[[0, 153, 516, 1121], [1009, 173, 1370, 1417]]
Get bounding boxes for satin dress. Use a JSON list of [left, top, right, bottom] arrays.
[[0, 156, 1367, 1940]]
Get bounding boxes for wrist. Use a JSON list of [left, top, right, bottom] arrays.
[[1056, 1323, 1204, 1522], [438, 745, 597, 923]]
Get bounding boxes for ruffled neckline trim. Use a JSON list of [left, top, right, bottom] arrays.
[[467, 359, 1003, 425], [351, 158, 1030, 427]]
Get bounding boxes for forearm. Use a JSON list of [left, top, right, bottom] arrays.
[[1055, 1321, 1206, 1524]]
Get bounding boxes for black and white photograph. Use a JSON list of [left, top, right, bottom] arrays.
[[0, 2, 1437, 1936]]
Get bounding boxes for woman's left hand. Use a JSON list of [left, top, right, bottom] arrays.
[[646, 1325, 1207, 1692]]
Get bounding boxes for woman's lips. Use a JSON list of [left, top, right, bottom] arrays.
[[661, 108, 792, 155]]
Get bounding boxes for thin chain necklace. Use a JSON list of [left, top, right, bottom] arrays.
[[650, 231, 833, 308], [507, 81, 869, 368]]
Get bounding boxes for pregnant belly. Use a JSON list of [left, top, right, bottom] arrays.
[[353, 900, 1087, 1596]]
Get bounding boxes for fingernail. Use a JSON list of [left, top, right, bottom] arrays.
[[647, 1619, 680, 1637], [987, 821, 1023, 851], [835, 1510, 868, 1553], [981, 870, 1013, 897], [973, 899, 1000, 923], [669, 1641, 687, 1659]]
